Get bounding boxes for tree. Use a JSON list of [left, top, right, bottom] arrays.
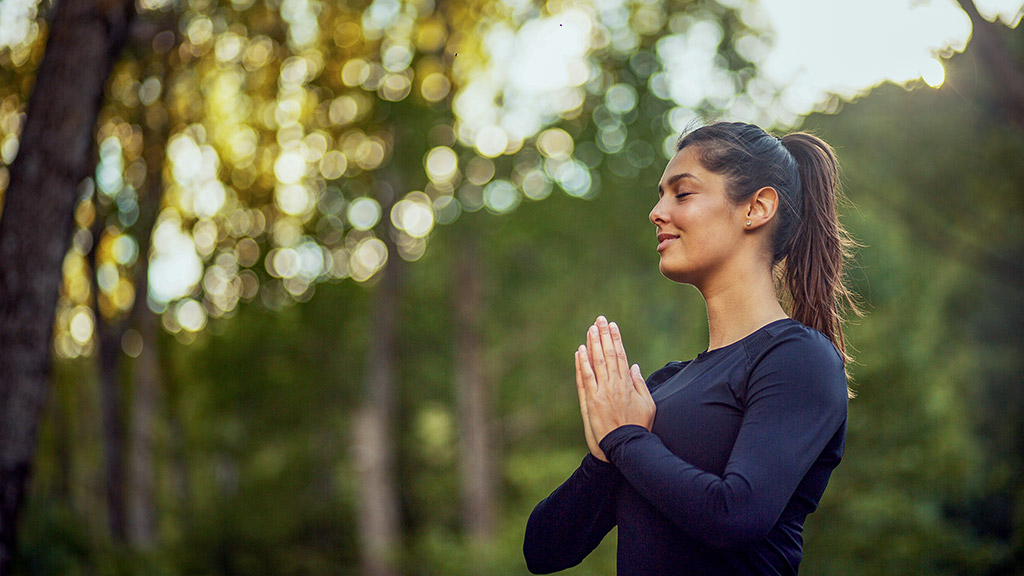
[[0, 0, 135, 570], [955, 0, 1024, 131], [797, 17, 1024, 575], [2, 0, 768, 572]]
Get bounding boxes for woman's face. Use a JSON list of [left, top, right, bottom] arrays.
[[650, 146, 749, 286]]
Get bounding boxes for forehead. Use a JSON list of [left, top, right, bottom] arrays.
[[659, 146, 710, 185]]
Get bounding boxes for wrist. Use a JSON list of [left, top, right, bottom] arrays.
[[597, 424, 650, 461]]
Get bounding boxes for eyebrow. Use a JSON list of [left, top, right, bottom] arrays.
[[658, 172, 700, 194]]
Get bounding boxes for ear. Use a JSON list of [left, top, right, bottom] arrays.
[[743, 186, 779, 230]]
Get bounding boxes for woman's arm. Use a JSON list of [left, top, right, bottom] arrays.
[[523, 334, 637, 574], [596, 334, 848, 549], [523, 454, 621, 574]]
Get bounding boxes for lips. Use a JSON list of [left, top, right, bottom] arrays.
[[657, 232, 679, 252]]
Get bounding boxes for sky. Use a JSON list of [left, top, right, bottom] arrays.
[[453, 0, 1024, 158], [752, 0, 1024, 112]]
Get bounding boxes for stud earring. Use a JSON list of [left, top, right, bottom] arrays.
[[745, 220, 751, 226]]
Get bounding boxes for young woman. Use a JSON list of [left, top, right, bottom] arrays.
[[523, 122, 857, 575]]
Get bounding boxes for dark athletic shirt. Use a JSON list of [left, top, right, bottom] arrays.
[[523, 319, 848, 575]]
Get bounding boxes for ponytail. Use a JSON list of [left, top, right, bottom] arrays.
[[677, 123, 859, 393], [780, 133, 859, 378]]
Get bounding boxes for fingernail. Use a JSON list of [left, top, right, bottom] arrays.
[[589, 325, 597, 335], [597, 316, 607, 326], [609, 321, 618, 332]]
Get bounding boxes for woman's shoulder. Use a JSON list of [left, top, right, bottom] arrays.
[[754, 318, 844, 365], [746, 319, 848, 401]]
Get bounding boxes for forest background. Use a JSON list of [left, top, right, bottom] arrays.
[[0, 0, 1022, 574]]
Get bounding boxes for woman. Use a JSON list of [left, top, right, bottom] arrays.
[[523, 122, 857, 575]]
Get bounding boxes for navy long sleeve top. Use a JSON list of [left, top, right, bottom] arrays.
[[524, 318, 848, 575]]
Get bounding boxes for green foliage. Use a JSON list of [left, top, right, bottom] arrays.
[[13, 3, 1024, 576], [796, 24, 1024, 575]]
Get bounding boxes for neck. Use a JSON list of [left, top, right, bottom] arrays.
[[699, 261, 788, 352]]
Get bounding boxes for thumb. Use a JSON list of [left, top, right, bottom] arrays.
[[630, 364, 650, 398]]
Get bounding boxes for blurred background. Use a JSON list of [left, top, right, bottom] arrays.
[[0, 0, 1022, 574]]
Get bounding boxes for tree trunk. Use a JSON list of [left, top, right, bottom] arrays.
[[96, 312, 128, 541], [0, 0, 135, 570], [89, 207, 128, 543], [125, 33, 175, 547], [352, 241, 403, 576], [166, 385, 192, 535], [955, 0, 1024, 130], [126, 301, 160, 549], [125, 157, 167, 550], [453, 230, 496, 542]]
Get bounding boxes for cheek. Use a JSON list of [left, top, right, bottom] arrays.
[[676, 214, 735, 263], [667, 204, 696, 227]]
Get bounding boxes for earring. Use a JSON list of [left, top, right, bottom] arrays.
[[745, 220, 751, 226]]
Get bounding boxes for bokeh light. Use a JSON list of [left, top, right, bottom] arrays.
[[536, 128, 574, 160], [149, 212, 203, 305], [175, 299, 207, 332], [425, 146, 459, 183], [482, 180, 519, 214], [391, 192, 434, 238], [68, 305, 94, 345], [347, 197, 382, 231], [26, 0, 1018, 344], [274, 150, 307, 184], [350, 237, 388, 282]]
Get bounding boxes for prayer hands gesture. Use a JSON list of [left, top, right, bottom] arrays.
[[574, 316, 656, 462]]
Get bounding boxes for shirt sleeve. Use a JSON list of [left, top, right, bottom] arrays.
[[523, 454, 621, 574], [597, 335, 848, 550]]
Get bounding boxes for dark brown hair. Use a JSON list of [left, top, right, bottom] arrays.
[[677, 122, 859, 387]]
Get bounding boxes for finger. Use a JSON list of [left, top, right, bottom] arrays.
[[578, 343, 598, 395], [576, 351, 595, 431], [596, 316, 621, 377], [587, 324, 607, 381], [574, 348, 583, 388], [630, 364, 651, 399], [574, 349, 587, 408], [576, 350, 602, 455], [609, 321, 630, 380]]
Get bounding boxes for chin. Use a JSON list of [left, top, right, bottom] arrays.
[[659, 261, 693, 285]]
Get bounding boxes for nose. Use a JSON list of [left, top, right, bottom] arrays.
[[649, 196, 668, 226]]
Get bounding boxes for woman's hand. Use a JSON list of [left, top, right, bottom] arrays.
[[574, 347, 607, 461], [576, 316, 656, 450]]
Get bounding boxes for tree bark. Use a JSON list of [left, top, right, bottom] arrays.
[[453, 229, 496, 542], [166, 383, 192, 535], [126, 299, 160, 549], [125, 137, 168, 551], [95, 309, 128, 542], [88, 207, 128, 543], [0, 0, 135, 570], [352, 240, 403, 576], [125, 30, 176, 547]]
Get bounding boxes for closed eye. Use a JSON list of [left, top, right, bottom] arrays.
[[674, 193, 692, 200]]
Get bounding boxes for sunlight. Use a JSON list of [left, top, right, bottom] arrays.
[[148, 211, 203, 305], [754, 0, 1023, 115], [0, 0, 38, 49], [455, 10, 593, 155], [921, 58, 946, 88]]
